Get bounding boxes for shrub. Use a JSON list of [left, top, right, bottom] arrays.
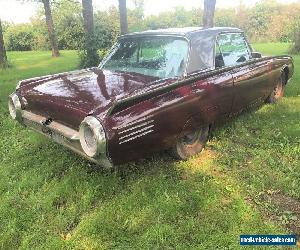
[[5, 24, 35, 51]]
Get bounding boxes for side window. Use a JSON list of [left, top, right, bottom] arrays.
[[216, 33, 250, 67]]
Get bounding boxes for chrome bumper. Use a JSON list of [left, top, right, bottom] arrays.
[[20, 110, 113, 168]]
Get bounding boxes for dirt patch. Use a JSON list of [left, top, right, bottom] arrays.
[[259, 191, 300, 243], [268, 193, 300, 237], [270, 193, 300, 214]]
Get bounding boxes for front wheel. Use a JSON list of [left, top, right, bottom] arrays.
[[266, 74, 285, 104], [172, 126, 209, 160]]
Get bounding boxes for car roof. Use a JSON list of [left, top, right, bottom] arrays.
[[119, 27, 246, 74], [121, 27, 243, 38]]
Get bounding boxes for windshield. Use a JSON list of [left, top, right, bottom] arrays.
[[102, 37, 189, 79]]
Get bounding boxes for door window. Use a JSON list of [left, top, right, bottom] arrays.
[[216, 33, 250, 67]]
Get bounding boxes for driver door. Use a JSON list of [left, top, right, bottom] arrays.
[[217, 33, 268, 113]]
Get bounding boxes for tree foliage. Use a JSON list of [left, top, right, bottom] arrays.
[[94, 7, 119, 49], [52, 0, 84, 50], [5, 24, 35, 51], [19, 0, 60, 56], [3, 0, 300, 54]]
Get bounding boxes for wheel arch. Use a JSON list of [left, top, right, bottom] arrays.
[[281, 65, 289, 85], [179, 115, 212, 139]]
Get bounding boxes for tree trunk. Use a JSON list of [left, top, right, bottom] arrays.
[[0, 19, 8, 68], [42, 0, 60, 57], [82, 0, 99, 67], [290, 28, 300, 54], [203, 0, 216, 28], [118, 0, 128, 35]]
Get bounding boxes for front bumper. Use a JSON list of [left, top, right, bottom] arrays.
[[18, 109, 113, 168]]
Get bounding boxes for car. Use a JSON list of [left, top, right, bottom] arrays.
[[8, 27, 294, 168]]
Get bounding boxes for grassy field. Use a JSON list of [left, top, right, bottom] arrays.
[[0, 44, 299, 249]]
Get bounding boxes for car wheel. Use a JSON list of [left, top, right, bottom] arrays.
[[172, 126, 209, 160], [266, 74, 285, 103]]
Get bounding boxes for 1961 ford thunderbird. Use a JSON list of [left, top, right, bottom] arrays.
[[8, 27, 294, 168]]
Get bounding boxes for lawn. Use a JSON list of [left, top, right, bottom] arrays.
[[0, 45, 299, 249]]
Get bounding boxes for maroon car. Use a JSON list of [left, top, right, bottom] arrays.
[[8, 27, 294, 167]]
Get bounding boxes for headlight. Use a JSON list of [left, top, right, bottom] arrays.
[[8, 93, 22, 122], [79, 116, 106, 157]]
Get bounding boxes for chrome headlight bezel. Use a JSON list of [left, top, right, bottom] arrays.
[[79, 116, 106, 158], [8, 93, 22, 122], [16, 81, 22, 90]]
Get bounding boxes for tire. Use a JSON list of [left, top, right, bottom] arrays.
[[172, 126, 209, 160], [266, 73, 285, 104]]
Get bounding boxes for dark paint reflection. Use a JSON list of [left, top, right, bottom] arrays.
[[22, 68, 161, 126]]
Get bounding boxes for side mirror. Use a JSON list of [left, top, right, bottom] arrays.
[[251, 52, 262, 59]]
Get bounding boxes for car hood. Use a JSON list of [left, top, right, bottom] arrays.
[[18, 68, 160, 129]]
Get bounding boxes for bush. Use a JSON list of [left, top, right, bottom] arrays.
[[94, 8, 120, 49], [5, 24, 35, 51], [78, 35, 100, 68]]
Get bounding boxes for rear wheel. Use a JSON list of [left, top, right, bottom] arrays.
[[172, 126, 209, 160], [266, 74, 285, 103]]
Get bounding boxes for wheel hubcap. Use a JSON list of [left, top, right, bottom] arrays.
[[182, 130, 201, 146]]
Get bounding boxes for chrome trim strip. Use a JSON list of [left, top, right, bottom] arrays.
[[119, 124, 154, 140], [118, 120, 154, 134], [127, 115, 153, 126], [114, 115, 153, 130], [119, 129, 154, 144]]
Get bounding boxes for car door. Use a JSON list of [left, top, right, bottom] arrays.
[[179, 42, 235, 127], [216, 33, 270, 113]]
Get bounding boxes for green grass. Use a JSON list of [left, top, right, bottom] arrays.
[[253, 43, 291, 56], [0, 46, 299, 249]]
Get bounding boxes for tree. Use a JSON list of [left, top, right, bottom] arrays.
[[128, 0, 145, 32], [203, 0, 216, 28], [118, 0, 128, 35], [21, 0, 60, 56], [51, 0, 85, 50], [0, 19, 8, 68], [81, 0, 99, 67], [94, 7, 119, 50], [290, 29, 300, 53], [42, 0, 60, 56]]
